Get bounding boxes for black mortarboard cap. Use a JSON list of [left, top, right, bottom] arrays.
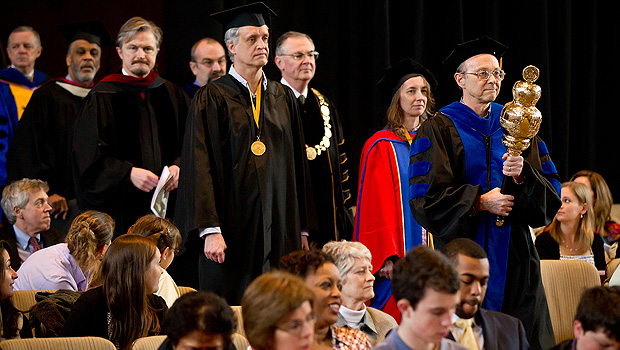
[[443, 36, 508, 73], [59, 20, 112, 47], [211, 2, 277, 32], [377, 58, 438, 105]]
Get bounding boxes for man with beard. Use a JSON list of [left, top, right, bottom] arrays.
[[409, 36, 560, 350], [442, 238, 528, 350], [175, 2, 311, 304], [73, 17, 189, 236], [7, 21, 110, 234], [184, 38, 227, 98], [274, 31, 353, 246]]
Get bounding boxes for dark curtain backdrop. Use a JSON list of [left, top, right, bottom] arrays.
[[2, 0, 619, 200]]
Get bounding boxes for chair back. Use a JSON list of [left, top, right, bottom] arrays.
[[131, 335, 167, 350], [177, 286, 197, 296], [540, 260, 601, 344], [607, 258, 620, 280], [230, 305, 245, 337], [10, 290, 55, 318], [0, 336, 116, 350]]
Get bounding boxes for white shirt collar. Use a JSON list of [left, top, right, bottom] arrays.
[[10, 65, 34, 79], [13, 225, 41, 250], [229, 65, 267, 97], [280, 78, 308, 98]]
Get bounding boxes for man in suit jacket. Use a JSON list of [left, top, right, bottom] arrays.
[[442, 238, 529, 350], [0, 178, 58, 270]]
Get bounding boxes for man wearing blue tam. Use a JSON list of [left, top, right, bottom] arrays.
[[409, 36, 561, 350]]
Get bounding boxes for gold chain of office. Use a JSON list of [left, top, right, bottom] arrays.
[[305, 88, 332, 160]]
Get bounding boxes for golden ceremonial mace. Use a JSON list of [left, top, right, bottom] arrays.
[[496, 65, 542, 226]]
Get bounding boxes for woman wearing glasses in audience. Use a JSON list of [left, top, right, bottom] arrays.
[[243, 271, 318, 350], [0, 240, 32, 340], [571, 170, 620, 247], [353, 58, 437, 321], [281, 249, 371, 350], [535, 182, 606, 271], [322, 241, 396, 345], [63, 235, 167, 350], [14, 210, 113, 291], [128, 214, 182, 307]]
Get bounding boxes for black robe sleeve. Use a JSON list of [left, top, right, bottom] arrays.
[[409, 115, 483, 242]]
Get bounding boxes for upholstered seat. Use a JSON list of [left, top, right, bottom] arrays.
[[0, 336, 116, 350]]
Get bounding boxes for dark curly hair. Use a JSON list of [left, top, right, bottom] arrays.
[[163, 291, 235, 348], [280, 249, 335, 278], [575, 286, 620, 341]]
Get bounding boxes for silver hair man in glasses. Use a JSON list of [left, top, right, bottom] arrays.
[[409, 36, 561, 350], [274, 31, 353, 246]]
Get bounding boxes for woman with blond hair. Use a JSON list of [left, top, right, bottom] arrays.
[[243, 271, 317, 350], [535, 182, 606, 270], [571, 170, 620, 244], [15, 210, 113, 291], [63, 234, 166, 350]]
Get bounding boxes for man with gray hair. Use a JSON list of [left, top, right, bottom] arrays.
[[275, 31, 353, 246], [0, 179, 62, 270], [175, 3, 311, 304], [183, 38, 226, 97], [323, 240, 397, 344], [73, 17, 189, 236], [0, 26, 47, 119]]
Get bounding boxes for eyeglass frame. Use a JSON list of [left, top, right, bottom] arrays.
[[461, 69, 506, 81], [279, 51, 320, 61], [275, 311, 318, 335]]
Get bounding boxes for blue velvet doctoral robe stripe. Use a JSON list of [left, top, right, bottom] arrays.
[[434, 102, 511, 311], [0, 67, 47, 88]]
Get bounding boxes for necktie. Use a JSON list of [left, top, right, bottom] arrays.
[[28, 236, 41, 253], [298, 95, 306, 105], [454, 318, 480, 350]]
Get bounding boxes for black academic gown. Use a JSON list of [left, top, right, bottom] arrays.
[[409, 102, 561, 350], [7, 79, 90, 232], [298, 88, 353, 245], [175, 74, 309, 305], [73, 72, 189, 236]]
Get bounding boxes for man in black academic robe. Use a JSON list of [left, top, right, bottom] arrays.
[[73, 17, 188, 236], [409, 37, 560, 350], [274, 31, 353, 246], [175, 3, 311, 304], [8, 21, 111, 234]]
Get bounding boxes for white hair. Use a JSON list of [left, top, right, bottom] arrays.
[[323, 240, 372, 284]]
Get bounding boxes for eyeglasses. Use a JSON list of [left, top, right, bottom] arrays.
[[462, 70, 506, 81], [280, 51, 319, 61], [276, 312, 318, 335]]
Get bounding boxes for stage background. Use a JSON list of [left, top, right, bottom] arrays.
[[2, 0, 618, 201]]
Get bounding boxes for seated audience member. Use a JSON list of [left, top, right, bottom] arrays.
[[159, 291, 235, 350], [281, 249, 372, 349], [550, 286, 620, 350], [0, 240, 32, 340], [442, 238, 529, 350], [128, 214, 182, 307], [322, 241, 396, 344], [373, 245, 466, 350], [243, 271, 316, 350], [536, 182, 606, 271], [62, 234, 167, 350], [14, 210, 113, 291], [571, 170, 620, 247], [0, 179, 62, 270]]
